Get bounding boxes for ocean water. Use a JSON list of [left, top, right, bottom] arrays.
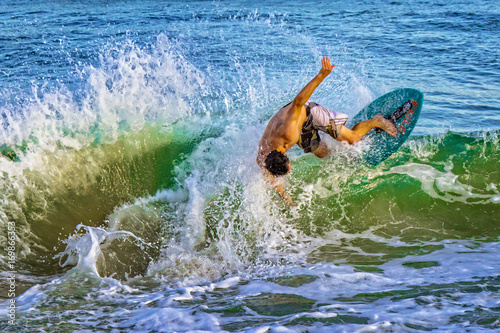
[[0, 0, 499, 331]]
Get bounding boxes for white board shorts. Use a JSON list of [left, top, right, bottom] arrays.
[[307, 101, 349, 130], [298, 101, 349, 153]]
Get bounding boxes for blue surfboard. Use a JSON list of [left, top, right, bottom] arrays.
[[348, 88, 424, 166]]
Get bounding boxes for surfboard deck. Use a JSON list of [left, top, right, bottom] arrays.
[[348, 88, 424, 166]]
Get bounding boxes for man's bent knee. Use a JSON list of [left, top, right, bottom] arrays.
[[337, 128, 361, 144]]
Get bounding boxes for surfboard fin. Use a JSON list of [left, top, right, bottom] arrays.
[[374, 100, 413, 134]]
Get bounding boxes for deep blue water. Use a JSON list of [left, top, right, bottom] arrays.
[[2, 0, 499, 132], [1, 0, 499, 331]]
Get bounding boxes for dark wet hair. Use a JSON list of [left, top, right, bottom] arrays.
[[264, 150, 290, 176]]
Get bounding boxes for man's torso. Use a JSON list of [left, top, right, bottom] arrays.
[[257, 103, 307, 166]]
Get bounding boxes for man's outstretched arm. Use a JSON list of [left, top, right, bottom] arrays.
[[292, 57, 335, 111]]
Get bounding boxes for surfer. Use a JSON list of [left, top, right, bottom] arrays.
[[257, 57, 397, 204]]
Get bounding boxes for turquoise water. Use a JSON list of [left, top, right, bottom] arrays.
[[1, 0, 499, 331]]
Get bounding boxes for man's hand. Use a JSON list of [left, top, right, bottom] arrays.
[[275, 184, 296, 206], [265, 173, 296, 207], [291, 56, 335, 118], [319, 57, 335, 77]]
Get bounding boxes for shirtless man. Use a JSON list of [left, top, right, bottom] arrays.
[[257, 57, 397, 203]]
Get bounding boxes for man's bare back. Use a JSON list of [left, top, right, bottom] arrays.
[[256, 103, 306, 168]]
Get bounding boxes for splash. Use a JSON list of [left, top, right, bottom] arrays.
[[0, 35, 211, 278]]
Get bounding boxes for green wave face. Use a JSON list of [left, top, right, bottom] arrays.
[[288, 131, 499, 242], [0, 125, 198, 276], [1, 129, 498, 282]]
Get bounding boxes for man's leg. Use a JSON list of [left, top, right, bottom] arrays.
[[336, 114, 397, 144]]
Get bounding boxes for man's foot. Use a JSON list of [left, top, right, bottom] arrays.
[[373, 114, 397, 138]]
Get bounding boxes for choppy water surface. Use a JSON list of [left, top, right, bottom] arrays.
[[1, 0, 499, 331]]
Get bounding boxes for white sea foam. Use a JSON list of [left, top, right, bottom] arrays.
[[388, 162, 499, 204], [5, 233, 499, 331], [0, 34, 206, 150]]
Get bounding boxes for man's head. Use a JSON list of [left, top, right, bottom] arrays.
[[264, 150, 291, 176]]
